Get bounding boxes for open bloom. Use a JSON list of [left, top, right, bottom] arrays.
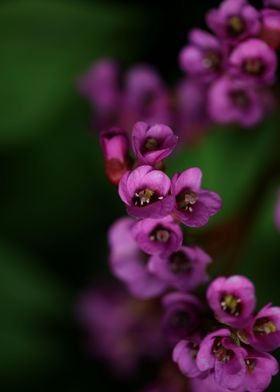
[[244, 304, 280, 352], [121, 65, 171, 128], [100, 128, 130, 185], [173, 337, 204, 378], [119, 165, 174, 219], [132, 122, 178, 166], [229, 39, 278, 85], [208, 76, 266, 127], [207, 275, 256, 328], [109, 217, 167, 298], [148, 246, 211, 291], [171, 167, 222, 228], [242, 349, 279, 392], [162, 292, 202, 344], [179, 29, 224, 81], [132, 216, 183, 255], [196, 329, 247, 390], [206, 0, 261, 44]]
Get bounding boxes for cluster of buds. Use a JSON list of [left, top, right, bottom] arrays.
[[179, 0, 280, 127]]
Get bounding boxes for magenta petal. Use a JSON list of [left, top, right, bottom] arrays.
[[172, 167, 202, 194]]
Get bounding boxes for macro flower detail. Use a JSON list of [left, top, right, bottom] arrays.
[[206, 0, 261, 44], [162, 292, 202, 344], [100, 127, 131, 185], [261, 9, 280, 49], [179, 29, 224, 81], [264, 0, 280, 10], [208, 76, 266, 127], [171, 167, 222, 228], [207, 275, 256, 328], [132, 216, 183, 255], [229, 39, 278, 85], [244, 304, 280, 352], [172, 338, 203, 378], [109, 217, 167, 298], [118, 165, 175, 219], [132, 122, 178, 166], [148, 246, 211, 291]]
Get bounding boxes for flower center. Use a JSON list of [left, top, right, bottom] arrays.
[[188, 342, 200, 359], [245, 358, 257, 373], [143, 137, 159, 152], [220, 294, 242, 317], [230, 90, 250, 108], [169, 251, 191, 274], [253, 317, 277, 336], [203, 50, 222, 72], [149, 225, 171, 243], [176, 190, 198, 212], [133, 188, 162, 207], [227, 15, 246, 37], [213, 338, 233, 363], [244, 58, 265, 76]]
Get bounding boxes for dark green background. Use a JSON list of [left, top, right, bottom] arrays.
[[0, 0, 279, 391]]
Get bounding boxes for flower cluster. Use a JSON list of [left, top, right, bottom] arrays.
[[105, 122, 221, 298], [179, 0, 279, 127], [173, 275, 280, 392]]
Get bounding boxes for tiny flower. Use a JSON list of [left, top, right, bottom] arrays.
[[261, 9, 280, 49], [275, 189, 280, 232], [78, 59, 120, 129], [229, 39, 278, 85], [206, 0, 261, 44], [100, 128, 130, 185], [109, 217, 167, 298], [208, 76, 265, 127], [121, 65, 171, 128], [118, 165, 175, 219], [245, 304, 280, 351], [162, 292, 203, 344], [196, 329, 247, 390], [132, 216, 183, 255], [148, 246, 211, 291], [179, 29, 224, 81], [242, 349, 279, 392], [207, 275, 256, 328], [132, 122, 178, 166], [171, 167, 222, 228], [173, 337, 204, 378]]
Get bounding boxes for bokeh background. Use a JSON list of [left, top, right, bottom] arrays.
[[0, 0, 280, 390]]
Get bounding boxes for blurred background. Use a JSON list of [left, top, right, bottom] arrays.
[[0, 0, 280, 391]]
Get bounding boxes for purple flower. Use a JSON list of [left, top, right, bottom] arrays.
[[242, 349, 279, 392], [109, 217, 167, 298], [121, 65, 171, 129], [191, 376, 239, 392], [206, 0, 261, 44], [173, 337, 204, 378], [132, 122, 178, 166], [264, 0, 280, 10], [275, 189, 280, 232], [132, 216, 183, 255], [118, 165, 175, 219], [207, 275, 256, 328], [179, 29, 224, 81], [162, 292, 203, 345], [76, 285, 165, 376], [171, 167, 222, 228], [196, 329, 247, 390], [78, 59, 120, 129], [229, 39, 278, 85], [244, 304, 280, 352], [148, 246, 211, 291], [261, 9, 280, 50], [100, 128, 130, 185], [208, 76, 265, 127]]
